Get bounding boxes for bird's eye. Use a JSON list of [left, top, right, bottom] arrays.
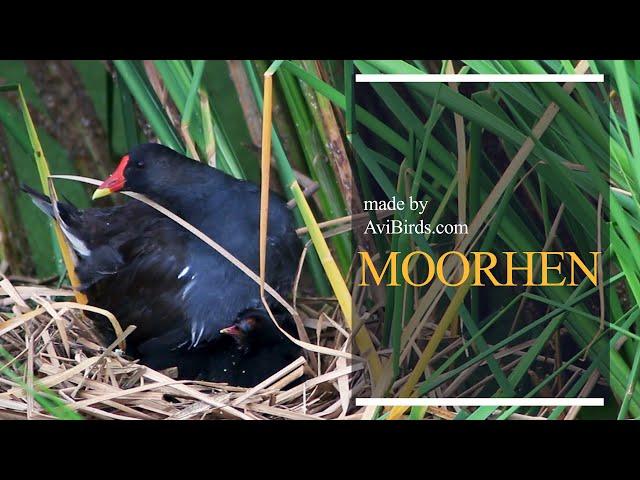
[[244, 317, 258, 330], [136, 160, 145, 169]]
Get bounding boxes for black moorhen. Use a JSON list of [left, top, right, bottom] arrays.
[[23, 143, 302, 386]]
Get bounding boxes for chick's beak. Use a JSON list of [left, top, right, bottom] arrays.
[[93, 155, 129, 200], [220, 325, 242, 336]]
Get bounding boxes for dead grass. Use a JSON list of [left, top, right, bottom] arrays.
[[0, 274, 373, 420]]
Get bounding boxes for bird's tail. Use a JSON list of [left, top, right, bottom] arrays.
[[21, 184, 90, 257], [20, 184, 56, 218]]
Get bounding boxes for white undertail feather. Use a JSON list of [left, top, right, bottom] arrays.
[[42, 192, 91, 257], [59, 221, 91, 257]]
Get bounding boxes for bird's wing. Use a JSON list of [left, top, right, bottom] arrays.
[[180, 241, 264, 348], [83, 214, 198, 350], [265, 208, 303, 295], [196, 188, 302, 300], [77, 200, 264, 351]]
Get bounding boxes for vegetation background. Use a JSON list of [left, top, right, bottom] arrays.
[[0, 60, 638, 420]]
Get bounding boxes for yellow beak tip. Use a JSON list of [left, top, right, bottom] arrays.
[[92, 188, 112, 200]]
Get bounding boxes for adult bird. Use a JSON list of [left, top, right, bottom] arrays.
[[23, 143, 302, 384]]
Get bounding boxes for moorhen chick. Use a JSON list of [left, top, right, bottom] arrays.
[[164, 307, 302, 387], [23, 143, 302, 386]]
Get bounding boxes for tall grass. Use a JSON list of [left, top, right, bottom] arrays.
[[1, 59, 639, 419]]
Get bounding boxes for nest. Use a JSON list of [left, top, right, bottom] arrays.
[[0, 274, 370, 420]]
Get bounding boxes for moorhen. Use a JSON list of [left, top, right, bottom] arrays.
[[24, 143, 302, 386]]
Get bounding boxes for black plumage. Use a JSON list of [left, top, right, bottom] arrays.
[[158, 308, 302, 387], [23, 143, 302, 386]]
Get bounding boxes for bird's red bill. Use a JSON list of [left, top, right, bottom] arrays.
[[93, 155, 129, 199]]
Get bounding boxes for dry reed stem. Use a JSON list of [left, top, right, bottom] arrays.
[[1, 276, 384, 420]]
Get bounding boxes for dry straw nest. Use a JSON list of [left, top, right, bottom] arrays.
[[0, 273, 376, 420]]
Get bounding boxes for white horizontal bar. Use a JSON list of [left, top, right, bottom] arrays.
[[356, 397, 604, 407], [355, 74, 604, 83]]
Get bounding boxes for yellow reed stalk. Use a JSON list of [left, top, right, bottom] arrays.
[[386, 267, 475, 420], [290, 182, 382, 380], [12, 85, 87, 305], [199, 88, 216, 167], [257, 63, 381, 381], [259, 73, 274, 297]]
